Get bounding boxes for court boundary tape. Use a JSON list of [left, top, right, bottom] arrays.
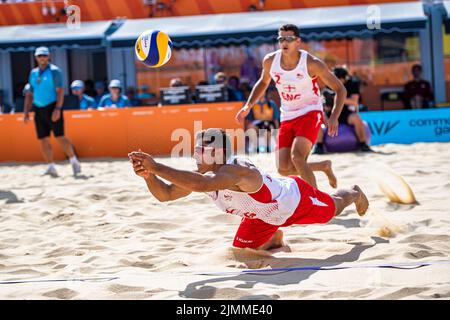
[[2, 260, 450, 284], [193, 259, 450, 276], [0, 276, 119, 285]]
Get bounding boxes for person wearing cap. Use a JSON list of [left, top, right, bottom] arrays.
[[98, 79, 130, 108], [70, 80, 96, 110], [128, 128, 369, 251], [214, 72, 239, 102], [24, 46, 81, 177], [94, 81, 106, 106], [312, 66, 372, 154]]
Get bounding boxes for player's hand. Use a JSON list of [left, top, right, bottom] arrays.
[[128, 150, 157, 173], [235, 105, 251, 125], [326, 116, 339, 137], [51, 108, 61, 122], [23, 112, 30, 124], [130, 158, 150, 179]]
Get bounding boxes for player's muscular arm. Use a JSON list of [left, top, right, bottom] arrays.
[[308, 55, 347, 136], [143, 174, 192, 202], [236, 54, 274, 124], [151, 164, 244, 192]]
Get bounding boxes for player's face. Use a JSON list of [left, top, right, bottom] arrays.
[[194, 144, 226, 171], [194, 144, 215, 171], [278, 31, 300, 53]]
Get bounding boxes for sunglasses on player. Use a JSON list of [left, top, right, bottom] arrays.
[[277, 36, 298, 43]]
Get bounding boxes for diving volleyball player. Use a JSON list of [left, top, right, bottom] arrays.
[[129, 128, 368, 250], [236, 24, 347, 189]]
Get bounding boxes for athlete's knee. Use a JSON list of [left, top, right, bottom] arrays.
[[291, 151, 307, 169], [277, 167, 290, 176]]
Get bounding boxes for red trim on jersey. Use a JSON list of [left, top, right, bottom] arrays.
[[311, 77, 319, 96], [248, 183, 273, 203]]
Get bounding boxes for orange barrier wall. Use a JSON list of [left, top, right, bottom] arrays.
[[0, 102, 244, 163]]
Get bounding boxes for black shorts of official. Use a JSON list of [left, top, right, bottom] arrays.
[[337, 108, 353, 125], [33, 102, 65, 139]]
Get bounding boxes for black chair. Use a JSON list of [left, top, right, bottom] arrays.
[[380, 89, 404, 110], [63, 95, 80, 110]]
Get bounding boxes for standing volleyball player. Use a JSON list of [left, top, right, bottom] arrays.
[[236, 24, 346, 189]]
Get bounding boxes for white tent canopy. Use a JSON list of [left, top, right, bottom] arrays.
[[0, 20, 116, 51], [109, 1, 427, 48]]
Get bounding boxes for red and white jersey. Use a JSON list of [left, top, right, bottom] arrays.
[[270, 49, 323, 122], [206, 157, 301, 226]]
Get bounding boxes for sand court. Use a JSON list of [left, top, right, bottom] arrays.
[[1, 142, 450, 299]]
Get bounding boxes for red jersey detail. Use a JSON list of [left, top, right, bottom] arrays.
[[311, 77, 319, 96], [249, 183, 273, 203]]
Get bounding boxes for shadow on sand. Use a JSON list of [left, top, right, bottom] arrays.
[[0, 190, 23, 204], [179, 237, 389, 299]]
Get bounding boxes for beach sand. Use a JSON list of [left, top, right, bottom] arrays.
[[1, 142, 450, 299]]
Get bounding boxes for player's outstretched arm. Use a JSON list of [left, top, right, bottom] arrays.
[[129, 151, 242, 193], [129, 152, 191, 202]]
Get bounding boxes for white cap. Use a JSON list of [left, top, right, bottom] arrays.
[[35, 46, 50, 56], [70, 80, 84, 89], [109, 79, 122, 88]]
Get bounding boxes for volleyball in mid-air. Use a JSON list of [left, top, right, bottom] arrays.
[[135, 29, 173, 68]]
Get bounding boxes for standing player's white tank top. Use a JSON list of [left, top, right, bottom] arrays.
[[206, 156, 301, 226], [270, 49, 323, 122]]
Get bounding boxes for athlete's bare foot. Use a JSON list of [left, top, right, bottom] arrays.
[[323, 160, 338, 188], [353, 185, 369, 216]]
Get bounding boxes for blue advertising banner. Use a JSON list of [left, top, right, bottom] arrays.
[[360, 108, 450, 145]]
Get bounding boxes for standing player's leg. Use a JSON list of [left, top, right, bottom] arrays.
[[308, 160, 337, 188], [276, 147, 297, 176], [290, 136, 317, 187]]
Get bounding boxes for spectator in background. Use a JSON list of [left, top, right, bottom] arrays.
[[403, 64, 434, 109], [137, 84, 155, 99], [246, 95, 280, 153], [137, 84, 158, 106], [98, 79, 130, 108], [313, 66, 372, 154], [240, 81, 252, 101], [228, 76, 245, 101], [126, 87, 142, 107], [70, 80, 96, 110], [94, 81, 106, 106], [214, 72, 239, 101], [240, 53, 260, 87], [169, 78, 184, 87], [83, 79, 95, 97]]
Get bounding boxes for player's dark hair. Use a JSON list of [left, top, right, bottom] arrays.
[[196, 128, 232, 160], [279, 24, 300, 37]]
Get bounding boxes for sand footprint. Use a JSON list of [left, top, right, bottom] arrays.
[[42, 288, 78, 299]]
